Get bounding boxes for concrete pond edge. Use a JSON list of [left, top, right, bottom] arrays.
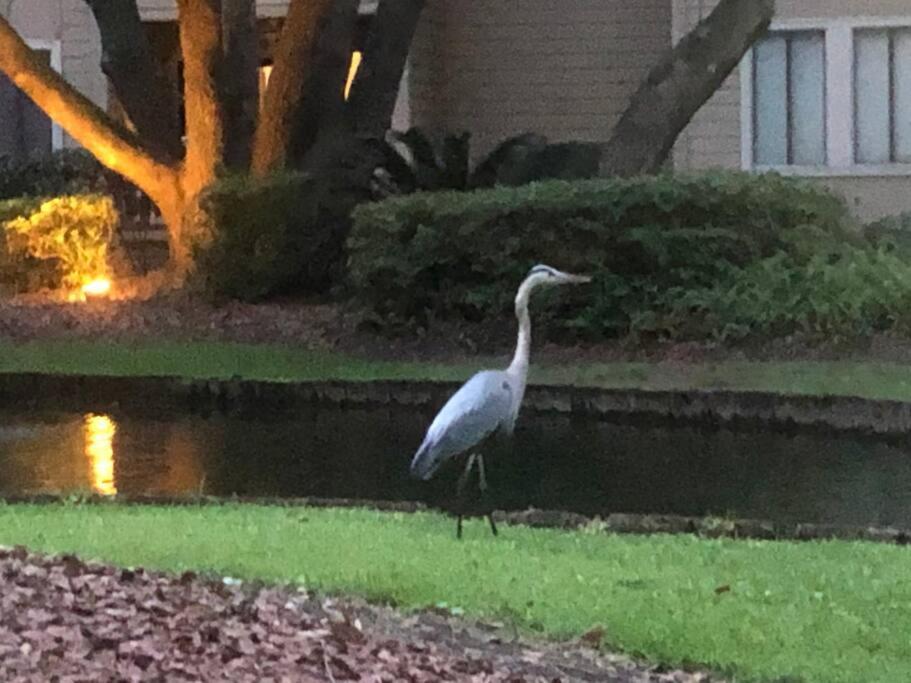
[[2, 371, 911, 435]]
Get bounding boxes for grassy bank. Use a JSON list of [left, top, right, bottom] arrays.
[[0, 503, 907, 683], [2, 339, 911, 400]]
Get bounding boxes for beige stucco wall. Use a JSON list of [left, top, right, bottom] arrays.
[[410, 0, 672, 159], [2, 0, 105, 148], [673, 0, 911, 221]]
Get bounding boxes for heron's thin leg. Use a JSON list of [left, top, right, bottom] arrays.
[[456, 514, 463, 540], [477, 454, 489, 492], [456, 453, 477, 497], [486, 512, 498, 536]]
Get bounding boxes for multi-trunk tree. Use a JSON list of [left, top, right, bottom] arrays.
[[0, 0, 773, 282]]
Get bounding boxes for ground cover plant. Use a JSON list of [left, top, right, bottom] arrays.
[[0, 503, 906, 683]]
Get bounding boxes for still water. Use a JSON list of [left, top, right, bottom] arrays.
[[0, 404, 909, 527]]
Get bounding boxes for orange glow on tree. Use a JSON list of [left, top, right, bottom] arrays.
[[345, 51, 363, 101]]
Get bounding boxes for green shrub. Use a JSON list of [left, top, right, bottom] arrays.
[[0, 150, 106, 201], [348, 172, 855, 337], [864, 211, 911, 254], [194, 172, 356, 300], [673, 246, 911, 340], [0, 194, 116, 292]]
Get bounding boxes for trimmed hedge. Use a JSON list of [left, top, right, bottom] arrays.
[[348, 172, 856, 338], [194, 172, 358, 300]]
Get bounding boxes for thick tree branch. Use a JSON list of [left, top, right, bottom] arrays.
[[348, 0, 425, 137], [0, 15, 179, 206], [601, 0, 774, 177], [251, 0, 335, 176], [221, 0, 258, 169], [288, 0, 359, 165], [83, 0, 183, 162], [177, 0, 225, 196]]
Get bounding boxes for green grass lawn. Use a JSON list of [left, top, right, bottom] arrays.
[[3, 338, 911, 400], [0, 503, 907, 683]]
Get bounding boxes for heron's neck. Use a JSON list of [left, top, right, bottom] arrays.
[[508, 285, 532, 377]]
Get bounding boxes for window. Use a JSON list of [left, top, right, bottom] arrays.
[[752, 31, 826, 166], [742, 18, 911, 174], [854, 28, 911, 164], [0, 41, 61, 161]]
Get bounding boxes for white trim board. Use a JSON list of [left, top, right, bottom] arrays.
[[740, 16, 911, 177], [23, 38, 63, 151]]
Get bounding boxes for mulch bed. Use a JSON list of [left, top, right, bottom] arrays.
[[3, 293, 911, 365], [0, 546, 718, 682]]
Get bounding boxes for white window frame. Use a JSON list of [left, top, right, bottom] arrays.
[[741, 16, 911, 177], [23, 38, 63, 152]]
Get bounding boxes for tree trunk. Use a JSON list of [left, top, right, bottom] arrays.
[[348, 0, 425, 137], [83, 0, 183, 162], [250, 0, 336, 176], [220, 0, 258, 169], [600, 0, 774, 177], [175, 0, 226, 272], [288, 0, 360, 166]]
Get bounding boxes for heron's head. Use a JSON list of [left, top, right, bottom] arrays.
[[526, 264, 591, 287], [516, 264, 591, 308]]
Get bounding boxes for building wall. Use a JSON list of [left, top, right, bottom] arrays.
[[2, 0, 105, 149], [411, 0, 671, 159], [673, 0, 911, 221]]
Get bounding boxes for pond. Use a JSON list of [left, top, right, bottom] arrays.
[[0, 403, 909, 528]]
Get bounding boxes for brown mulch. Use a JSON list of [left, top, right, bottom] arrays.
[[0, 546, 718, 683], [3, 292, 911, 366]]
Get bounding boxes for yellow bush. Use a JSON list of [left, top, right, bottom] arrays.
[[2, 195, 117, 288]]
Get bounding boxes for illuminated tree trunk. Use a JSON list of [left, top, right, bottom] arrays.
[[83, 0, 183, 162], [172, 0, 225, 273], [251, 0, 336, 176]]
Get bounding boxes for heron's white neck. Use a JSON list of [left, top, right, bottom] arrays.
[[507, 278, 535, 377]]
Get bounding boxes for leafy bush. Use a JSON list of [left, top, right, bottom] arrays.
[[0, 150, 106, 201], [1, 195, 117, 290], [863, 211, 911, 254], [194, 172, 357, 300], [673, 246, 911, 340], [348, 172, 855, 338]]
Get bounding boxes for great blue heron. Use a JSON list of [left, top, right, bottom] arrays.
[[409, 264, 591, 538]]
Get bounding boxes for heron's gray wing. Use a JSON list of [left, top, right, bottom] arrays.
[[410, 370, 513, 480]]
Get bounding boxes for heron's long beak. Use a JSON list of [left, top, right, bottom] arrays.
[[558, 271, 592, 284]]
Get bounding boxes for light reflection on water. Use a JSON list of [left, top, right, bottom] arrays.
[[84, 414, 116, 496]]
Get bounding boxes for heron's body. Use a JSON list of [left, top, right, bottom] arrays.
[[410, 368, 523, 481], [409, 264, 590, 537]]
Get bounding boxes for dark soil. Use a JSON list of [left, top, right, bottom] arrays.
[[0, 546, 717, 682], [1, 292, 910, 366]]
